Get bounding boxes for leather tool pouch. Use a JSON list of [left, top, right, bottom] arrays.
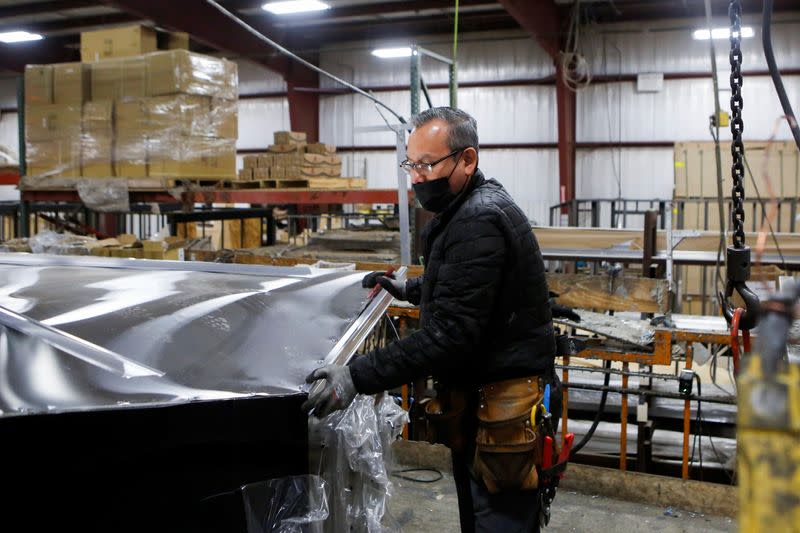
[[472, 376, 544, 493], [424, 389, 468, 453]]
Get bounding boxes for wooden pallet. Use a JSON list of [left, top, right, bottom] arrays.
[[224, 177, 366, 190]]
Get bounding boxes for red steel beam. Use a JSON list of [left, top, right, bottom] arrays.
[[499, 0, 575, 210]]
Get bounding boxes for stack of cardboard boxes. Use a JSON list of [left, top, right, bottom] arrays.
[[25, 25, 238, 180], [238, 131, 366, 189]]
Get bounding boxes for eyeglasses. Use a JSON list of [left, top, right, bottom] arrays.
[[400, 149, 464, 176]]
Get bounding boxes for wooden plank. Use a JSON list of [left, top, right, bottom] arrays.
[[547, 272, 669, 314]]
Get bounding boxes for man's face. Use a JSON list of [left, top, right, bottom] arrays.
[[406, 118, 477, 193]]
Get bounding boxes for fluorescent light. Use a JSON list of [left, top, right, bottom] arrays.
[[0, 31, 43, 44], [693, 26, 754, 40], [262, 0, 329, 15], [371, 47, 413, 59]]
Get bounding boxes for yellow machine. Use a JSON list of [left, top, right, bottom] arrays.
[[737, 285, 800, 532]]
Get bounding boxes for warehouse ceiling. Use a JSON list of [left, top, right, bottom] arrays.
[[0, 0, 798, 74]]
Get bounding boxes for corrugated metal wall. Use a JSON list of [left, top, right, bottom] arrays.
[[0, 18, 798, 224]]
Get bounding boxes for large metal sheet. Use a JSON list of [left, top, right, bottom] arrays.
[[0, 255, 386, 416], [0, 254, 396, 532]]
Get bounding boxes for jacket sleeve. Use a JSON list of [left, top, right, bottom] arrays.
[[349, 211, 507, 394], [405, 276, 423, 306]]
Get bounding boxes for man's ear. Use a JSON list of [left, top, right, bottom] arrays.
[[463, 147, 478, 175]]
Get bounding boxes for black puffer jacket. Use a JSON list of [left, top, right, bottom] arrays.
[[349, 169, 555, 394]]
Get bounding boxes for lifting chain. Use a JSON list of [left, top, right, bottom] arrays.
[[729, 0, 746, 249], [720, 0, 760, 331]]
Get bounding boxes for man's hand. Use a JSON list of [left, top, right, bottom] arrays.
[[301, 364, 358, 418], [549, 291, 581, 322], [362, 271, 406, 301]]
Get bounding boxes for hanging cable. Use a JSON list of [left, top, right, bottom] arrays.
[[204, 0, 406, 124], [560, 0, 592, 91], [762, 0, 800, 151], [569, 359, 612, 457]]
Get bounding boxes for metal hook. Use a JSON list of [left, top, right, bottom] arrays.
[[719, 280, 760, 330]]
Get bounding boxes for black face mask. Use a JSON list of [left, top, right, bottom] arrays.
[[412, 152, 464, 213]]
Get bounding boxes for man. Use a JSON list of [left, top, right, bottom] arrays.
[[303, 107, 561, 532]]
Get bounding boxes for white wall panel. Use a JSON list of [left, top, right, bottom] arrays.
[[479, 149, 560, 225], [577, 148, 674, 200], [0, 112, 18, 159], [338, 148, 558, 224], [583, 22, 800, 75], [320, 86, 557, 146], [577, 76, 800, 142], [319, 37, 553, 88], [236, 59, 287, 94], [236, 98, 290, 151]]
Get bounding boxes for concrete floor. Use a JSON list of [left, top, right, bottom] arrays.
[[387, 466, 736, 532]]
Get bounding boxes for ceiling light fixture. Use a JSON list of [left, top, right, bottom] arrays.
[[371, 47, 413, 59], [692, 26, 754, 40], [262, 0, 330, 15], [0, 31, 43, 44]]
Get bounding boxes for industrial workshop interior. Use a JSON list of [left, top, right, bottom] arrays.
[[0, 0, 799, 531]]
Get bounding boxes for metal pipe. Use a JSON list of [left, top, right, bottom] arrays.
[[561, 382, 734, 405], [562, 355, 570, 442], [556, 364, 682, 381]]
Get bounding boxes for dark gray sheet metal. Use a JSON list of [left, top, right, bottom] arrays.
[[0, 254, 396, 418]]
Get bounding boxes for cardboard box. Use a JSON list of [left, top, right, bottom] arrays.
[[257, 154, 274, 167], [243, 155, 258, 169], [81, 25, 157, 62], [83, 101, 113, 131], [306, 143, 336, 155], [238, 168, 253, 181], [166, 31, 189, 51], [146, 95, 211, 137], [26, 139, 81, 178], [148, 137, 236, 178], [91, 56, 147, 100], [115, 99, 150, 133], [253, 167, 270, 180], [81, 130, 114, 177], [25, 65, 54, 105], [115, 132, 148, 177], [274, 131, 307, 145], [53, 63, 89, 105], [210, 97, 238, 138], [146, 50, 237, 100], [25, 104, 82, 141]]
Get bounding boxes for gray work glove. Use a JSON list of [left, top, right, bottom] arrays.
[[301, 364, 358, 418], [362, 270, 406, 301], [549, 291, 581, 322]]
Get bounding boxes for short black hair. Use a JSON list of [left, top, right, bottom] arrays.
[[411, 107, 479, 153]]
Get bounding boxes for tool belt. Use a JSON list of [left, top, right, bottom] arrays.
[[423, 388, 469, 453], [472, 376, 544, 493]]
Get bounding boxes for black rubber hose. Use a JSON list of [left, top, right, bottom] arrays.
[[763, 0, 800, 151], [570, 359, 612, 458]]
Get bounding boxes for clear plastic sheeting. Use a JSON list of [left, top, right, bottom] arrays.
[[241, 475, 329, 533], [29, 230, 95, 254], [76, 177, 130, 212], [312, 393, 409, 533]]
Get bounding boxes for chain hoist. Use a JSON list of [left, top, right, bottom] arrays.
[[720, 0, 759, 330]]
